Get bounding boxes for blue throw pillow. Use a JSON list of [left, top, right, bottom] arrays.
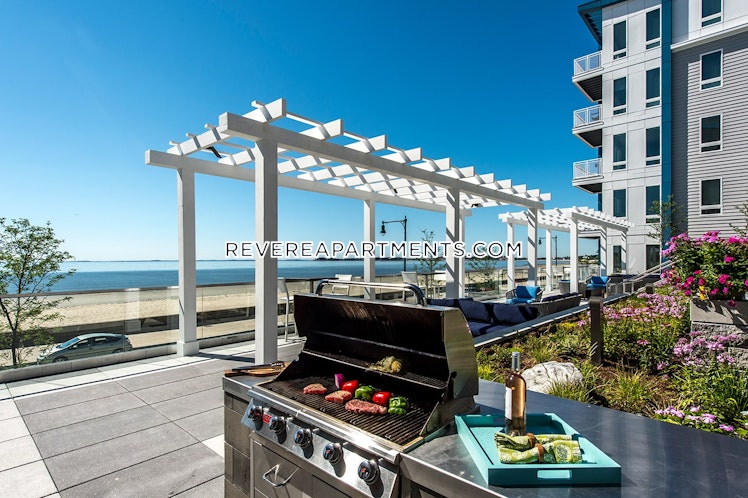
[[515, 286, 541, 300], [459, 299, 492, 323]]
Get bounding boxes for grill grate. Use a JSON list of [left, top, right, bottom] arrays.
[[262, 376, 433, 447]]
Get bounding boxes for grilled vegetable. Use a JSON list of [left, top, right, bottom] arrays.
[[334, 373, 345, 389], [354, 385, 376, 401], [387, 395, 408, 415], [372, 391, 392, 406], [341, 380, 359, 393], [369, 356, 403, 373]]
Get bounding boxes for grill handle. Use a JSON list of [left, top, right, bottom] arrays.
[[315, 279, 426, 305], [262, 464, 298, 488]]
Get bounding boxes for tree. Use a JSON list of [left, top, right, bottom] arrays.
[[0, 218, 74, 367], [729, 201, 748, 237], [466, 256, 499, 292], [649, 195, 687, 248], [413, 229, 444, 273]]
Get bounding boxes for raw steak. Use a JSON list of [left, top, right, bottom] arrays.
[[325, 390, 353, 404], [344, 399, 388, 415], [303, 383, 327, 395]]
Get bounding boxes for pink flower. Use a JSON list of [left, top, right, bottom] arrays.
[[718, 274, 730, 285], [698, 278, 706, 286], [694, 270, 702, 275], [724, 256, 736, 263], [729, 300, 736, 307]]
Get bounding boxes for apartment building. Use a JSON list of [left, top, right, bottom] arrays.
[[572, 0, 748, 275]]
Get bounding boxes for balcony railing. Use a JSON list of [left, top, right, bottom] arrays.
[[573, 158, 601, 179], [573, 104, 602, 128], [573, 51, 602, 76]]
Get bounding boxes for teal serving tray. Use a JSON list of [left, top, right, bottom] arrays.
[[455, 413, 621, 487]]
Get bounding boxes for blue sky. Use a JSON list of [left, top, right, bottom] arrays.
[[0, 1, 600, 261]]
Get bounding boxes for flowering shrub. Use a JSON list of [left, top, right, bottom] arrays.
[[654, 405, 747, 438], [662, 231, 748, 301]]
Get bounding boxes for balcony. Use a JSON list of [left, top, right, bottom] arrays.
[[572, 51, 603, 101], [572, 105, 602, 148], [572, 158, 603, 193]]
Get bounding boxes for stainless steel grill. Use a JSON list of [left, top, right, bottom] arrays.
[[241, 282, 478, 497]]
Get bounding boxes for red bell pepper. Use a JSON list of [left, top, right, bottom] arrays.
[[372, 391, 392, 406], [341, 380, 359, 393]]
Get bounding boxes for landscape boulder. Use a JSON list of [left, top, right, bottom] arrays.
[[523, 361, 583, 394]]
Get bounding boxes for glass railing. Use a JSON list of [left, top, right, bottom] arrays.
[[573, 51, 602, 76], [573, 105, 602, 128], [1, 265, 600, 371], [573, 158, 601, 179]]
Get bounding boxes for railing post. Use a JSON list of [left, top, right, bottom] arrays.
[[589, 296, 604, 366]]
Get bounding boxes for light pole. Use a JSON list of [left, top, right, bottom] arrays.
[[381, 216, 408, 271], [539, 235, 559, 266]]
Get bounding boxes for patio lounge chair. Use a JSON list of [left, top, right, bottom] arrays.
[[505, 285, 543, 304]]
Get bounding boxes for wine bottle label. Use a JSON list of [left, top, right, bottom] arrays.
[[504, 387, 512, 418]]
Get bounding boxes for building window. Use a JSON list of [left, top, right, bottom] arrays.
[[701, 115, 722, 152], [613, 189, 626, 217], [702, 0, 722, 26], [646, 9, 661, 49], [646, 127, 661, 165], [701, 50, 722, 89], [613, 77, 627, 115], [646, 185, 660, 223], [613, 245, 623, 273], [613, 21, 627, 59], [646, 68, 661, 107], [613, 133, 626, 170], [701, 178, 722, 214], [646, 245, 661, 269]]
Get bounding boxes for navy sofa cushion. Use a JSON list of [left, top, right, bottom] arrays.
[[427, 297, 462, 308], [459, 299, 493, 323], [466, 321, 496, 337], [491, 303, 540, 325]]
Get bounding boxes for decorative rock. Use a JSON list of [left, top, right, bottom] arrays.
[[523, 361, 583, 394]]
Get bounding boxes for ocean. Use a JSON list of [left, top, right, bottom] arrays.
[[51, 259, 532, 293]]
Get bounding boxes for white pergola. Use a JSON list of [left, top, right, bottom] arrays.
[[499, 207, 633, 293], [146, 98, 551, 362]]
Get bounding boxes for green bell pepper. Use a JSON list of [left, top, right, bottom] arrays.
[[387, 407, 407, 415], [388, 396, 409, 411], [354, 385, 376, 401]]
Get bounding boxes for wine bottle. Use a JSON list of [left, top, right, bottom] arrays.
[[504, 351, 527, 435]]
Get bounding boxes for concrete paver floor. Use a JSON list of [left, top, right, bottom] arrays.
[[0, 339, 304, 498]]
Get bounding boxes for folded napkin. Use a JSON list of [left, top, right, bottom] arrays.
[[494, 432, 582, 464]]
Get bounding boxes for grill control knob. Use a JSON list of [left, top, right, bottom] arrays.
[[323, 442, 343, 464], [293, 428, 312, 448], [268, 416, 286, 434], [357, 459, 380, 484], [248, 405, 263, 424]]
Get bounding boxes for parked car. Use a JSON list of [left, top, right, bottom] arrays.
[[37, 333, 132, 364]]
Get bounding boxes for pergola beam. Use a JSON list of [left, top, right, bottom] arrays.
[[219, 112, 544, 210]]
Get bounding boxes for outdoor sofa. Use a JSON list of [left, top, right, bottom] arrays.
[[527, 292, 582, 316], [427, 297, 539, 337], [505, 285, 543, 304]]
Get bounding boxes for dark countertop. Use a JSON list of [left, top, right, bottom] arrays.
[[224, 376, 748, 498], [403, 380, 748, 498]]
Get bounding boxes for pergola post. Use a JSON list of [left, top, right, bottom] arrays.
[[599, 229, 608, 276], [459, 212, 466, 297], [526, 208, 538, 286], [363, 198, 376, 299], [570, 219, 579, 293], [177, 169, 198, 356], [544, 228, 553, 292], [445, 187, 460, 298], [507, 222, 515, 291], [255, 139, 279, 363]]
